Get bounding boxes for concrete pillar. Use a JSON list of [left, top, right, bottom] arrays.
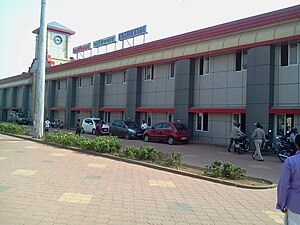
[[246, 45, 275, 135], [22, 86, 30, 116], [65, 78, 76, 128], [125, 67, 142, 122], [91, 73, 104, 118], [173, 59, 195, 129]]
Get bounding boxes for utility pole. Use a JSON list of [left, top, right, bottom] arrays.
[[34, 0, 47, 138]]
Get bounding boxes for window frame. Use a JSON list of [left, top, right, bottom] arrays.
[[195, 113, 208, 132], [57, 80, 61, 91], [169, 62, 175, 79], [197, 56, 210, 76], [105, 73, 112, 85], [144, 65, 154, 81], [166, 113, 173, 122], [235, 50, 247, 71], [78, 77, 82, 88], [104, 111, 111, 123], [90, 75, 93, 87], [145, 112, 152, 126], [123, 69, 127, 84], [280, 42, 298, 67]]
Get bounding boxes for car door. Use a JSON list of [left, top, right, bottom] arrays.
[[150, 123, 163, 141], [84, 119, 93, 133], [111, 121, 120, 136], [161, 123, 172, 141]]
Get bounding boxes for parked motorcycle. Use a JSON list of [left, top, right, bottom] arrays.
[[234, 134, 250, 154], [261, 130, 276, 155], [277, 132, 296, 163]]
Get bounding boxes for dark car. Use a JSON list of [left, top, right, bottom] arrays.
[[110, 120, 143, 139], [143, 122, 190, 145]]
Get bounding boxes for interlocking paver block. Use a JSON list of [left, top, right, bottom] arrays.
[[11, 169, 38, 176], [58, 193, 93, 204], [148, 179, 176, 187], [168, 202, 192, 211], [41, 160, 55, 163], [85, 175, 101, 180], [0, 185, 10, 192], [263, 210, 284, 224], [24, 146, 39, 149], [87, 163, 107, 168], [0, 156, 7, 160], [50, 153, 66, 156]]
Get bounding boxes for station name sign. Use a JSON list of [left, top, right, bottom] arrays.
[[118, 25, 147, 41], [93, 35, 116, 48], [73, 43, 92, 54]]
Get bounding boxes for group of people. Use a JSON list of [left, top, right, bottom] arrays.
[[228, 122, 298, 162], [227, 121, 300, 223]]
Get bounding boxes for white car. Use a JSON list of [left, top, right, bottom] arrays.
[[81, 118, 110, 135]]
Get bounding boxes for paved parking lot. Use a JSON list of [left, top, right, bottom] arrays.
[[0, 133, 284, 225]]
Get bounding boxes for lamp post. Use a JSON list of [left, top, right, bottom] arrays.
[[34, 0, 47, 138]]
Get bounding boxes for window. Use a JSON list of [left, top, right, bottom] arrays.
[[276, 114, 294, 136], [57, 80, 61, 90], [235, 50, 247, 71], [104, 112, 111, 123], [197, 56, 210, 75], [162, 123, 171, 129], [144, 65, 154, 80], [78, 77, 82, 88], [106, 73, 112, 85], [153, 123, 163, 129], [196, 113, 208, 131], [123, 70, 127, 84], [167, 113, 173, 122], [281, 42, 298, 66], [169, 62, 175, 79], [145, 112, 152, 126], [90, 75, 93, 87]]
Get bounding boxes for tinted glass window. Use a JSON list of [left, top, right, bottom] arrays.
[[174, 123, 186, 130], [85, 119, 92, 123], [112, 121, 121, 126], [162, 123, 171, 129], [124, 121, 138, 128], [153, 123, 163, 129], [93, 119, 100, 124]]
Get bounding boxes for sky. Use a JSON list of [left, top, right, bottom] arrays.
[[0, 0, 300, 79]]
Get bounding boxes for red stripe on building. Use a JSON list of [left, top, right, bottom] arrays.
[[70, 107, 91, 111], [136, 108, 174, 113], [188, 108, 246, 113], [99, 107, 125, 112], [269, 108, 300, 114]]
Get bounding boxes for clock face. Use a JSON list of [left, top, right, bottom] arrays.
[[53, 35, 63, 45]]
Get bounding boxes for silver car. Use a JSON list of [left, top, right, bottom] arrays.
[[81, 118, 110, 135]]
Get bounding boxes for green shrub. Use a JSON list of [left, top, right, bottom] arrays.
[[44, 131, 121, 154], [0, 122, 27, 135], [163, 151, 183, 169], [205, 160, 246, 179]]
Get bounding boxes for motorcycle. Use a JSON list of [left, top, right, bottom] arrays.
[[277, 132, 296, 163], [261, 130, 276, 155], [234, 133, 250, 154]]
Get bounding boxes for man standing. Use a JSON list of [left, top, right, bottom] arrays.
[[227, 122, 243, 152], [251, 123, 265, 161], [44, 118, 51, 133], [75, 119, 81, 136]]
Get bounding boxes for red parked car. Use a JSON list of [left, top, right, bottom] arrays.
[[143, 122, 190, 145]]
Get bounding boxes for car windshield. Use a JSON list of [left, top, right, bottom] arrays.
[[124, 121, 138, 128], [92, 119, 106, 124], [174, 123, 187, 130]]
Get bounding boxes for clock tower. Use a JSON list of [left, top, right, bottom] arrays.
[[32, 21, 75, 66]]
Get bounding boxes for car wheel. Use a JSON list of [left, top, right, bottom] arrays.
[[125, 133, 130, 140], [92, 129, 96, 135], [144, 134, 150, 142], [168, 136, 175, 145]]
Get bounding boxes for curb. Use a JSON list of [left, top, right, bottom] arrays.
[[0, 131, 277, 190]]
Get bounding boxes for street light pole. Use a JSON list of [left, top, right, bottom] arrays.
[[34, 0, 47, 138]]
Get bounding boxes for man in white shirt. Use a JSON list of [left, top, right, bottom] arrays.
[[44, 118, 51, 133]]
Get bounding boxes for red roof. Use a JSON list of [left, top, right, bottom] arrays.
[[46, 4, 300, 73]]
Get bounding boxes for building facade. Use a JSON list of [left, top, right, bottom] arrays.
[[1, 5, 300, 145]]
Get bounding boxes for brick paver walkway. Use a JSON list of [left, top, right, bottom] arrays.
[[0, 134, 283, 225]]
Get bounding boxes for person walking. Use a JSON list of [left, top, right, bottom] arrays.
[[276, 133, 300, 224], [44, 118, 51, 133], [140, 120, 148, 132], [251, 123, 265, 161], [227, 122, 243, 152], [75, 119, 81, 136], [96, 119, 103, 136]]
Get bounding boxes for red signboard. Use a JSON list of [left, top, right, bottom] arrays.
[[73, 43, 92, 54]]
